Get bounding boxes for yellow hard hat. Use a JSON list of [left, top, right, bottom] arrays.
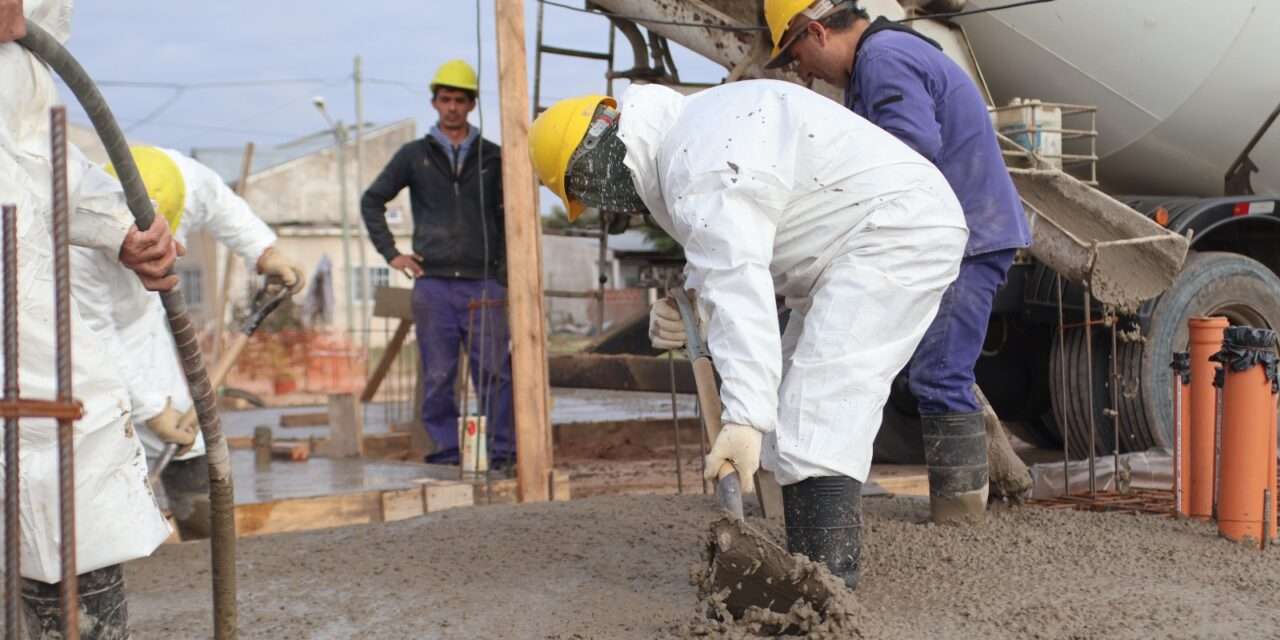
[[430, 59, 479, 93], [105, 146, 186, 232], [529, 94, 616, 221], [764, 0, 845, 69]]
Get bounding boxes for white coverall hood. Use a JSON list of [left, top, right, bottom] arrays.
[[0, 0, 171, 582], [73, 146, 277, 459], [617, 80, 969, 484]]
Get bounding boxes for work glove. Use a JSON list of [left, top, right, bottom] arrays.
[[146, 398, 197, 456], [649, 290, 695, 350], [256, 246, 307, 295], [704, 423, 762, 493]]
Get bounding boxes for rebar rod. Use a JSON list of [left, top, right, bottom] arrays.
[[1056, 274, 1069, 496], [1173, 372, 1183, 515], [3, 204, 20, 640], [1084, 287, 1096, 496], [668, 350, 683, 494], [49, 106, 79, 640], [1110, 311, 1120, 489]]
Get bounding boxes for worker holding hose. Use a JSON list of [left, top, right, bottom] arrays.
[[0, 0, 182, 633], [530, 81, 967, 589], [73, 145, 305, 536], [764, 0, 1033, 524]]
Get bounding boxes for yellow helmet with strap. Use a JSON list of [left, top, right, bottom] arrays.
[[528, 94, 616, 221], [105, 146, 185, 232]]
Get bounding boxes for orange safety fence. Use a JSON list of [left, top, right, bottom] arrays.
[[221, 329, 367, 398]]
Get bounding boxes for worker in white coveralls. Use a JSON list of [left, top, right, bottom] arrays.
[[0, 0, 181, 634], [529, 80, 967, 589], [77, 146, 304, 535]]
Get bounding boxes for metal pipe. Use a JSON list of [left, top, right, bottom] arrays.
[[49, 105, 79, 640], [353, 56, 371, 355], [3, 203, 20, 640], [17, 21, 239, 638], [1083, 286, 1096, 496]]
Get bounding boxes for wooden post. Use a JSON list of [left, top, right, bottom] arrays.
[[326, 393, 365, 457], [212, 142, 255, 361], [495, 0, 553, 502]]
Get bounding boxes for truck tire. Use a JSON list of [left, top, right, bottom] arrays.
[[1118, 252, 1280, 448], [1049, 326, 1119, 458]]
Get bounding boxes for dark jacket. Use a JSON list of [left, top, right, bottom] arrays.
[[845, 18, 1030, 257], [360, 133, 505, 281]]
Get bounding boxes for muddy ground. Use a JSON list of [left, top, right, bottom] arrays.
[[127, 494, 1278, 639]]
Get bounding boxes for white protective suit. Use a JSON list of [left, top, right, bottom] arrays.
[[618, 81, 968, 485], [0, 0, 171, 583], [72, 148, 277, 460]]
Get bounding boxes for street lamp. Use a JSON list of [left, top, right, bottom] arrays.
[[312, 96, 359, 339]]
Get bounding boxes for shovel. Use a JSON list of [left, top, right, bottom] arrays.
[[150, 280, 292, 483], [672, 290, 847, 625], [672, 289, 744, 520]]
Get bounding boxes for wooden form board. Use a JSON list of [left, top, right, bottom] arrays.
[[232, 479, 477, 538], [326, 393, 364, 457], [495, 0, 553, 503]]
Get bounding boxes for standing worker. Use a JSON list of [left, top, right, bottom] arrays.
[[530, 80, 967, 588], [73, 145, 305, 535], [1, 0, 181, 633], [764, 0, 1032, 524], [360, 60, 514, 467]]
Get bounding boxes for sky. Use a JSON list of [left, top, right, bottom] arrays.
[[59, 1, 728, 155]]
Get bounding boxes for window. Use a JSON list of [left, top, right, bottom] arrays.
[[178, 266, 203, 308], [386, 207, 405, 225], [352, 266, 391, 301]]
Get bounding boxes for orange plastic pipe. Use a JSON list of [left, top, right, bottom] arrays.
[[1215, 331, 1275, 545], [1188, 317, 1228, 519]]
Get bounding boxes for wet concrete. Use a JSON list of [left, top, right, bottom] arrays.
[[126, 493, 1280, 639], [230, 450, 447, 505], [219, 389, 697, 441]]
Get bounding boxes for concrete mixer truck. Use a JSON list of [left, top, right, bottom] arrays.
[[538, 0, 1280, 461]]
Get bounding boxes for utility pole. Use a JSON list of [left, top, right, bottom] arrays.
[[335, 121, 355, 336], [354, 55, 371, 353], [495, 0, 553, 502]]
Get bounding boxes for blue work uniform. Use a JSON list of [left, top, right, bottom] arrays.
[[845, 18, 1031, 415]]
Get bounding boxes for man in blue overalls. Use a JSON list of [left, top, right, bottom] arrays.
[[765, 0, 1031, 524]]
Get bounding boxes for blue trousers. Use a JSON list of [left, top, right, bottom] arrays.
[[907, 250, 1015, 415], [413, 277, 515, 462]]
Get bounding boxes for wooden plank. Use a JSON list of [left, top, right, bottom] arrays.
[[380, 487, 426, 522], [360, 319, 412, 402], [280, 412, 329, 428], [549, 353, 696, 393], [549, 469, 572, 502], [372, 286, 414, 320], [235, 492, 382, 537], [755, 470, 784, 521], [495, 0, 553, 503], [326, 393, 365, 457], [420, 479, 474, 513]]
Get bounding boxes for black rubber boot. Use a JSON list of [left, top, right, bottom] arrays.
[[922, 411, 989, 525], [782, 476, 863, 590], [21, 564, 128, 639]]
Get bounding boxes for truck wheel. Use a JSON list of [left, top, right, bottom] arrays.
[[1118, 252, 1280, 448]]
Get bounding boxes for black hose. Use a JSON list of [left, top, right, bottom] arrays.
[[17, 19, 239, 640]]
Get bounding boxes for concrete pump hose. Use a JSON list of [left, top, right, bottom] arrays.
[[17, 19, 239, 640]]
